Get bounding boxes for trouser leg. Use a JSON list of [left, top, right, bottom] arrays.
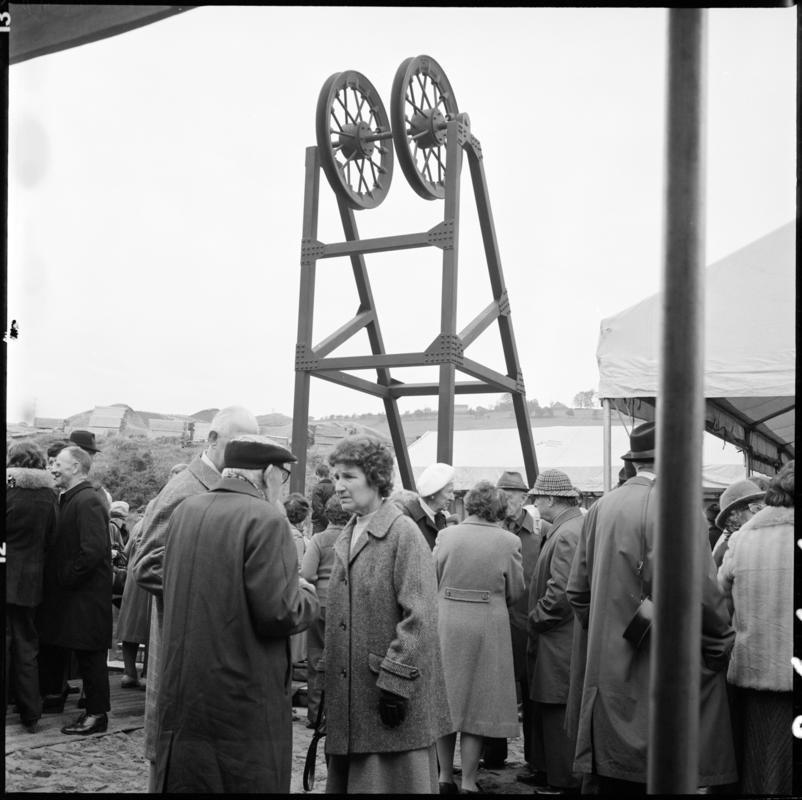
[[8, 605, 41, 723], [38, 643, 68, 697], [73, 649, 110, 715], [305, 608, 325, 724]]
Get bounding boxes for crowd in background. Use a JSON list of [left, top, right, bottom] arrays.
[[5, 411, 794, 796]]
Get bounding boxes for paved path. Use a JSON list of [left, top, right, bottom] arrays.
[[6, 673, 530, 793]]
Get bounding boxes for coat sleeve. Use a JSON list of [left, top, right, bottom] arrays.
[[700, 521, 735, 671], [566, 506, 596, 629], [505, 537, 525, 607], [531, 527, 580, 632], [131, 485, 192, 597], [58, 493, 109, 588], [244, 509, 319, 638], [300, 538, 321, 583], [376, 519, 439, 699]]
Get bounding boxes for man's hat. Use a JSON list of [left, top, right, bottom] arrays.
[[496, 470, 528, 492], [529, 468, 580, 498], [621, 422, 655, 462], [110, 501, 129, 519], [224, 438, 297, 470], [417, 463, 455, 498], [69, 430, 100, 454], [715, 479, 765, 530]]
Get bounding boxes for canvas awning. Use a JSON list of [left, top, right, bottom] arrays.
[[597, 221, 795, 472]]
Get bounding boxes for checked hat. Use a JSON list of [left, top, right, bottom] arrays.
[[529, 468, 580, 498]]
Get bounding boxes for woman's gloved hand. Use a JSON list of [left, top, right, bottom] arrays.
[[378, 688, 407, 727]]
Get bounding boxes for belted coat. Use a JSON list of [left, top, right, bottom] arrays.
[[324, 499, 452, 755], [38, 480, 112, 650], [566, 475, 737, 785], [154, 478, 319, 793]]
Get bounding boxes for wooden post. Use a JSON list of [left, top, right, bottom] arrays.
[[603, 399, 612, 492], [649, 9, 707, 794]]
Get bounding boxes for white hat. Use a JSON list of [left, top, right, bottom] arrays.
[[417, 463, 456, 498]]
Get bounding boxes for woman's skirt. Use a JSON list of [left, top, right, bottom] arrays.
[[739, 687, 792, 795], [325, 745, 437, 794]]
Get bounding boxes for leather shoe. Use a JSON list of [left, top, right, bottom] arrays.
[[120, 676, 145, 690], [22, 720, 40, 734], [517, 771, 549, 787], [439, 781, 459, 794], [42, 692, 67, 714], [61, 712, 108, 735]]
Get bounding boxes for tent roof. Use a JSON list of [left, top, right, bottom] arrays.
[[402, 427, 747, 493], [10, 4, 194, 65], [597, 221, 795, 470]]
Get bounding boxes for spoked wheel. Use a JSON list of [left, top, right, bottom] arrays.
[[391, 55, 459, 201], [315, 70, 394, 210]]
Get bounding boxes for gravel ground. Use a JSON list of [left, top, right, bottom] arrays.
[[5, 716, 532, 794]]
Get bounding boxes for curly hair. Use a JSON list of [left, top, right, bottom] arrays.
[[323, 493, 352, 526], [7, 440, 47, 470], [328, 435, 395, 498], [46, 440, 70, 460], [764, 460, 794, 508], [283, 492, 311, 526], [465, 480, 508, 522]]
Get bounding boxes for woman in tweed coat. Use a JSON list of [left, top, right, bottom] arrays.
[[432, 481, 524, 794], [718, 460, 794, 795], [324, 435, 452, 794]]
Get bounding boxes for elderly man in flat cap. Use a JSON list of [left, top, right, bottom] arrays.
[[153, 435, 318, 793], [397, 462, 458, 550], [132, 405, 260, 789], [522, 469, 584, 794]]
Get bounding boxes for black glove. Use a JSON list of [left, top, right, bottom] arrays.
[[378, 688, 407, 728]]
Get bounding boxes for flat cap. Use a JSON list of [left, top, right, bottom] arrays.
[[529, 468, 580, 498], [224, 439, 297, 470], [418, 463, 456, 497], [110, 500, 130, 518]]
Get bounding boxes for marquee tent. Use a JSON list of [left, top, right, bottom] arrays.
[[401, 426, 746, 494], [597, 220, 795, 473]]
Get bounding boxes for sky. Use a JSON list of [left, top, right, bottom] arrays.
[[6, 6, 796, 422]]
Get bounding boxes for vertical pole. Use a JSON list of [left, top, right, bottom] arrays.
[[290, 146, 321, 494], [437, 118, 463, 464], [603, 398, 612, 492], [649, 9, 706, 794]]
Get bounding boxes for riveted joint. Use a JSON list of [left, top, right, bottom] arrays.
[[295, 343, 319, 371], [427, 219, 455, 250], [301, 238, 325, 261], [424, 334, 464, 365], [515, 374, 526, 394], [497, 291, 511, 316]]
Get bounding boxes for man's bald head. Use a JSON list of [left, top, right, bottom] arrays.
[[205, 406, 259, 472]]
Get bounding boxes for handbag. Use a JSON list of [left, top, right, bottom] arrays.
[[302, 691, 326, 791]]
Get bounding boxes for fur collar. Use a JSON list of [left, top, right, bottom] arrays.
[[746, 504, 794, 530], [7, 467, 56, 491]]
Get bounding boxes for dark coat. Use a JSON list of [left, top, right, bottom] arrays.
[[398, 494, 457, 550], [6, 468, 57, 607], [155, 478, 319, 793], [566, 475, 737, 785], [324, 499, 452, 756], [38, 480, 112, 650], [526, 506, 583, 704]]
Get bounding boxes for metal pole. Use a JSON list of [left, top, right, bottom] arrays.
[[602, 398, 612, 492], [649, 9, 707, 794]]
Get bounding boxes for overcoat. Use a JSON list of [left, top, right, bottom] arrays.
[[6, 467, 57, 607], [324, 499, 452, 755], [433, 517, 525, 736], [526, 506, 583, 704], [566, 475, 737, 785], [38, 480, 112, 650], [130, 454, 220, 762], [397, 494, 458, 550], [718, 505, 794, 691], [116, 514, 153, 644], [154, 478, 319, 793]]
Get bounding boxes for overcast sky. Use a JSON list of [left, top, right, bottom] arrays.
[[7, 6, 795, 422]]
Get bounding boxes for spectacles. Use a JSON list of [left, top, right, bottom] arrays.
[[277, 466, 291, 485]]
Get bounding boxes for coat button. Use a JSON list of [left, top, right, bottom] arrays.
[[339, 621, 347, 630], [482, 592, 489, 600], [340, 669, 347, 678]]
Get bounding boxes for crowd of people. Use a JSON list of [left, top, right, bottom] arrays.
[[5, 409, 794, 796]]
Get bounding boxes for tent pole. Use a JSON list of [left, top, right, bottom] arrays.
[[602, 399, 612, 492], [649, 8, 706, 794]]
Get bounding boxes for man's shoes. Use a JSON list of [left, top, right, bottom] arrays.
[[61, 712, 108, 735], [517, 771, 549, 787], [22, 720, 40, 734], [41, 692, 67, 714], [439, 781, 459, 794], [120, 676, 145, 689]]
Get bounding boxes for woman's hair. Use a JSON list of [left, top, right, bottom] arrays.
[[46, 440, 70, 460], [764, 460, 794, 508], [465, 480, 508, 522], [7, 440, 47, 470], [323, 493, 352, 526], [284, 492, 311, 525], [328, 435, 394, 498], [315, 462, 330, 479]]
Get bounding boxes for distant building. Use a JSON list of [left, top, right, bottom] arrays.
[[33, 417, 66, 431], [191, 422, 211, 442], [147, 418, 186, 439], [84, 406, 128, 437]]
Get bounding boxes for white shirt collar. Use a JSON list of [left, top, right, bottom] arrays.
[[201, 451, 220, 474], [419, 497, 437, 522]]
